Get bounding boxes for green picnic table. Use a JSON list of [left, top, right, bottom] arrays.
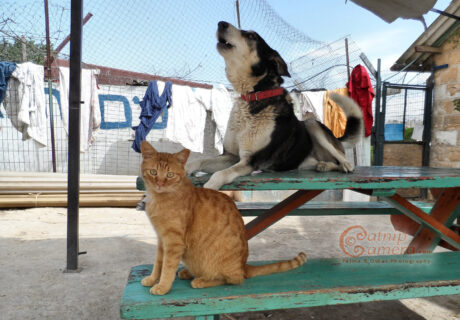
[[121, 166, 460, 319]]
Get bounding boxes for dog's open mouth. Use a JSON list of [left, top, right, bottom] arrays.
[[217, 37, 234, 50]]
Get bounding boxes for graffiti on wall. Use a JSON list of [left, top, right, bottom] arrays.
[[0, 87, 168, 130]]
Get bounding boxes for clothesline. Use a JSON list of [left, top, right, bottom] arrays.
[[1, 60, 375, 157]]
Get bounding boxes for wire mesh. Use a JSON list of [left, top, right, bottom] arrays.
[[0, 0, 431, 175]]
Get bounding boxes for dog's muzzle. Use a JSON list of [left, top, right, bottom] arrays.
[[217, 21, 234, 50], [218, 21, 229, 32]]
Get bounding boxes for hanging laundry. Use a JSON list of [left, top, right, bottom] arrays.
[[4, 62, 47, 146], [211, 84, 233, 153], [59, 66, 101, 152], [289, 90, 321, 121], [323, 88, 348, 138], [0, 61, 17, 104], [164, 84, 208, 153], [132, 80, 172, 153], [300, 90, 325, 122], [347, 64, 375, 137], [411, 123, 424, 141]]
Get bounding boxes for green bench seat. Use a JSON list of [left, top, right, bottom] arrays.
[[236, 201, 432, 216], [126, 168, 460, 319], [120, 252, 460, 319]]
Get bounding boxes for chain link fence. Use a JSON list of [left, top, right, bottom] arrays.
[[0, 0, 429, 175]]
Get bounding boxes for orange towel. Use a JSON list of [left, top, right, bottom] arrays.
[[323, 88, 348, 138]]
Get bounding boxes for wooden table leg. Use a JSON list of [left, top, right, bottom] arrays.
[[404, 188, 460, 253], [384, 189, 460, 252], [245, 190, 323, 240], [390, 188, 446, 236]]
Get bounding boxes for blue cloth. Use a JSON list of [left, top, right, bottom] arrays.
[[132, 81, 173, 152], [384, 123, 404, 141], [0, 61, 17, 104]]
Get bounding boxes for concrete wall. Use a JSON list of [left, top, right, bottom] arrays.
[[383, 143, 423, 198], [431, 29, 460, 168]]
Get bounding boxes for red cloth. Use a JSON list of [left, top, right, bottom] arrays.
[[346, 65, 375, 137]]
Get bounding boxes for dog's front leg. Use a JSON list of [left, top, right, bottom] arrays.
[[186, 153, 238, 175], [204, 159, 252, 190]]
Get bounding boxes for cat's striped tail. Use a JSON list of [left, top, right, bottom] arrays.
[[244, 252, 307, 278]]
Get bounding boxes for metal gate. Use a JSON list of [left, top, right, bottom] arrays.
[[374, 77, 434, 168]]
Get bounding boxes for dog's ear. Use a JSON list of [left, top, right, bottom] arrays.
[[270, 50, 291, 78]]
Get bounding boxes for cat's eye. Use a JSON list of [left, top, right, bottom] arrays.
[[149, 169, 157, 176], [166, 172, 174, 178]]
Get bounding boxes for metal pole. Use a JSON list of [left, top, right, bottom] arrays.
[[54, 13, 93, 59], [402, 89, 408, 140], [422, 75, 433, 167], [376, 81, 387, 166], [345, 38, 350, 82], [44, 0, 57, 172], [66, 0, 83, 272], [345, 38, 357, 165], [236, 0, 241, 29], [373, 59, 382, 165]]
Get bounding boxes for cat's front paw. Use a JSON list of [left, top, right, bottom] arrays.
[[141, 276, 158, 287], [150, 283, 170, 295]]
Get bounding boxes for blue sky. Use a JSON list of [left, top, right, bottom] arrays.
[[1, 0, 454, 87], [267, 0, 453, 71]]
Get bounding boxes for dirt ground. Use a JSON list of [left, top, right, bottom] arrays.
[[1, 206, 459, 320]]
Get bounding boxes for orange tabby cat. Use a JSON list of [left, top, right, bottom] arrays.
[[140, 141, 306, 295]]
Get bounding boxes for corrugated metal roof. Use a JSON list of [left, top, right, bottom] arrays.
[[390, 1, 460, 72]]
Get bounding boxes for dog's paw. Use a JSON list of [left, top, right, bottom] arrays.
[[203, 172, 224, 190], [150, 283, 170, 295], [141, 276, 158, 287], [340, 161, 354, 173], [204, 179, 223, 190], [315, 161, 329, 172]]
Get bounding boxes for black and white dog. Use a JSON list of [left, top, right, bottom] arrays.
[[187, 21, 363, 190]]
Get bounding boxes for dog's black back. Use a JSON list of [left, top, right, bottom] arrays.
[[249, 93, 313, 171]]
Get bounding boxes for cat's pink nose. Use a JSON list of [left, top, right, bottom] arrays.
[[157, 182, 164, 187]]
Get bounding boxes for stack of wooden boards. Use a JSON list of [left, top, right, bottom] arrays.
[[0, 171, 143, 208]]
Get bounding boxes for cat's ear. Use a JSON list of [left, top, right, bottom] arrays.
[[175, 149, 190, 165], [141, 141, 157, 159]]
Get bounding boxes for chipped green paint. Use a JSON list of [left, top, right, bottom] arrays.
[[120, 252, 460, 319], [384, 196, 460, 250], [137, 166, 460, 191], [128, 166, 460, 320], [236, 201, 432, 216]]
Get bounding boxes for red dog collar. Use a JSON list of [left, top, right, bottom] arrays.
[[241, 88, 284, 102]]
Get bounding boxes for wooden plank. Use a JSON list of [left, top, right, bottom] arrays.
[[238, 201, 432, 216], [245, 190, 322, 239], [385, 194, 460, 250], [136, 167, 460, 191], [0, 192, 144, 208], [414, 45, 442, 54], [407, 188, 460, 253], [391, 215, 420, 235], [120, 252, 460, 319], [0, 171, 137, 180]]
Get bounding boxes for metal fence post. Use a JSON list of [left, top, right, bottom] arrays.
[[66, 0, 83, 272]]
